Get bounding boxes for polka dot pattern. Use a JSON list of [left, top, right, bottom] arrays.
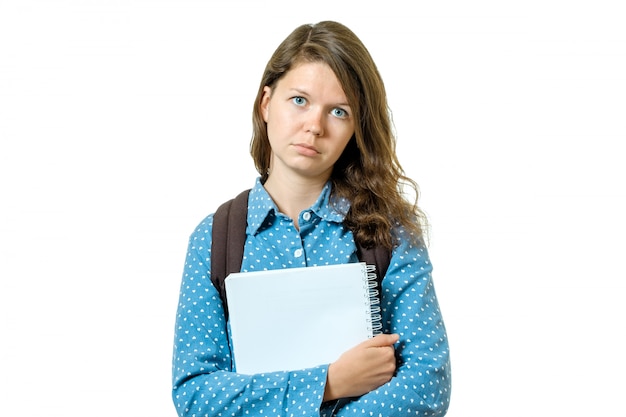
[[172, 178, 451, 416]]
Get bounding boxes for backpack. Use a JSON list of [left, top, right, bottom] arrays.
[[210, 189, 391, 320]]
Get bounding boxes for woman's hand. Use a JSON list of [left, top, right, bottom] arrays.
[[323, 333, 399, 401]]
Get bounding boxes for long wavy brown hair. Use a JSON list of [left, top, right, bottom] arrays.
[[250, 21, 428, 249]]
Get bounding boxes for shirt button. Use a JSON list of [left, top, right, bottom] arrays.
[[294, 249, 303, 258], [302, 211, 311, 221]]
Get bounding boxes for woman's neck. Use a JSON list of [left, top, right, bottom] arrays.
[[263, 172, 328, 228]]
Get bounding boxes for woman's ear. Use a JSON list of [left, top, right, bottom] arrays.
[[260, 86, 272, 122]]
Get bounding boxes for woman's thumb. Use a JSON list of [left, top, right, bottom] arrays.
[[368, 333, 400, 347]]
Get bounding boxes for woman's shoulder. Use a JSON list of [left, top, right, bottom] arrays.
[[188, 212, 215, 242], [390, 222, 430, 260]]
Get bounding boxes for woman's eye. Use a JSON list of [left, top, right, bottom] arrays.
[[292, 96, 306, 106], [332, 108, 348, 118]]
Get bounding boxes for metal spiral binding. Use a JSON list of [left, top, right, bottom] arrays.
[[365, 264, 383, 336]]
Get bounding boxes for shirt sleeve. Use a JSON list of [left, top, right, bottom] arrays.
[[329, 230, 452, 416], [171, 215, 329, 417]]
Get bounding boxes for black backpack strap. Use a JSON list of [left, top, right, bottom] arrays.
[[210, 189, 251, 320]]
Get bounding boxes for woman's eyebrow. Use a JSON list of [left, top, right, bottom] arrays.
[[289, 87, 350, 105]]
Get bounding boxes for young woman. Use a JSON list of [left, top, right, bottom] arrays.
[[172, 21, 451, 416]]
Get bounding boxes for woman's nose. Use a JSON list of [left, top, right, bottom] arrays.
[[306, 109, 324, 136]]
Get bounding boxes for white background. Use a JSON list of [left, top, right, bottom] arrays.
[[1, 1, 624, 416]]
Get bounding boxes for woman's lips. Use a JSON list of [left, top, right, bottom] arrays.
[[293, 143, 320, 157]]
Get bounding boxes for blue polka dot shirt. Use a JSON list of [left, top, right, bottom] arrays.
[[172, 178, 451, 416]]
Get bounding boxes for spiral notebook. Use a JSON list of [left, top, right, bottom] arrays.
[[225, 262, 382, 375]]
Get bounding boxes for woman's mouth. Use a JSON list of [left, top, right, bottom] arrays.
[[293, 143, 320, 157]]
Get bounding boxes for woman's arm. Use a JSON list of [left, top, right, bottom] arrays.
[[329, 234, 451, 416], [171, 215, 329, 417]]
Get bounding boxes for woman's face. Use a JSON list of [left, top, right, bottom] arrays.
[[260, 61, 355, 182]]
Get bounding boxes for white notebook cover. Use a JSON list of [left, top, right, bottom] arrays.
[[225, 262, 377, 374]]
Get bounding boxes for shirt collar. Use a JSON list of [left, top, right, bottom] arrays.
[[247, 177, 348, 235]]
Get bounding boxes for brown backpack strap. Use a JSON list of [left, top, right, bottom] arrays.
[[210, 189, 251, 320], [211, 188, 391, 320], [357, 244, 391, 290]]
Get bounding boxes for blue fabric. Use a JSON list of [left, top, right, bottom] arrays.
[[172, 178, 451, 416]]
